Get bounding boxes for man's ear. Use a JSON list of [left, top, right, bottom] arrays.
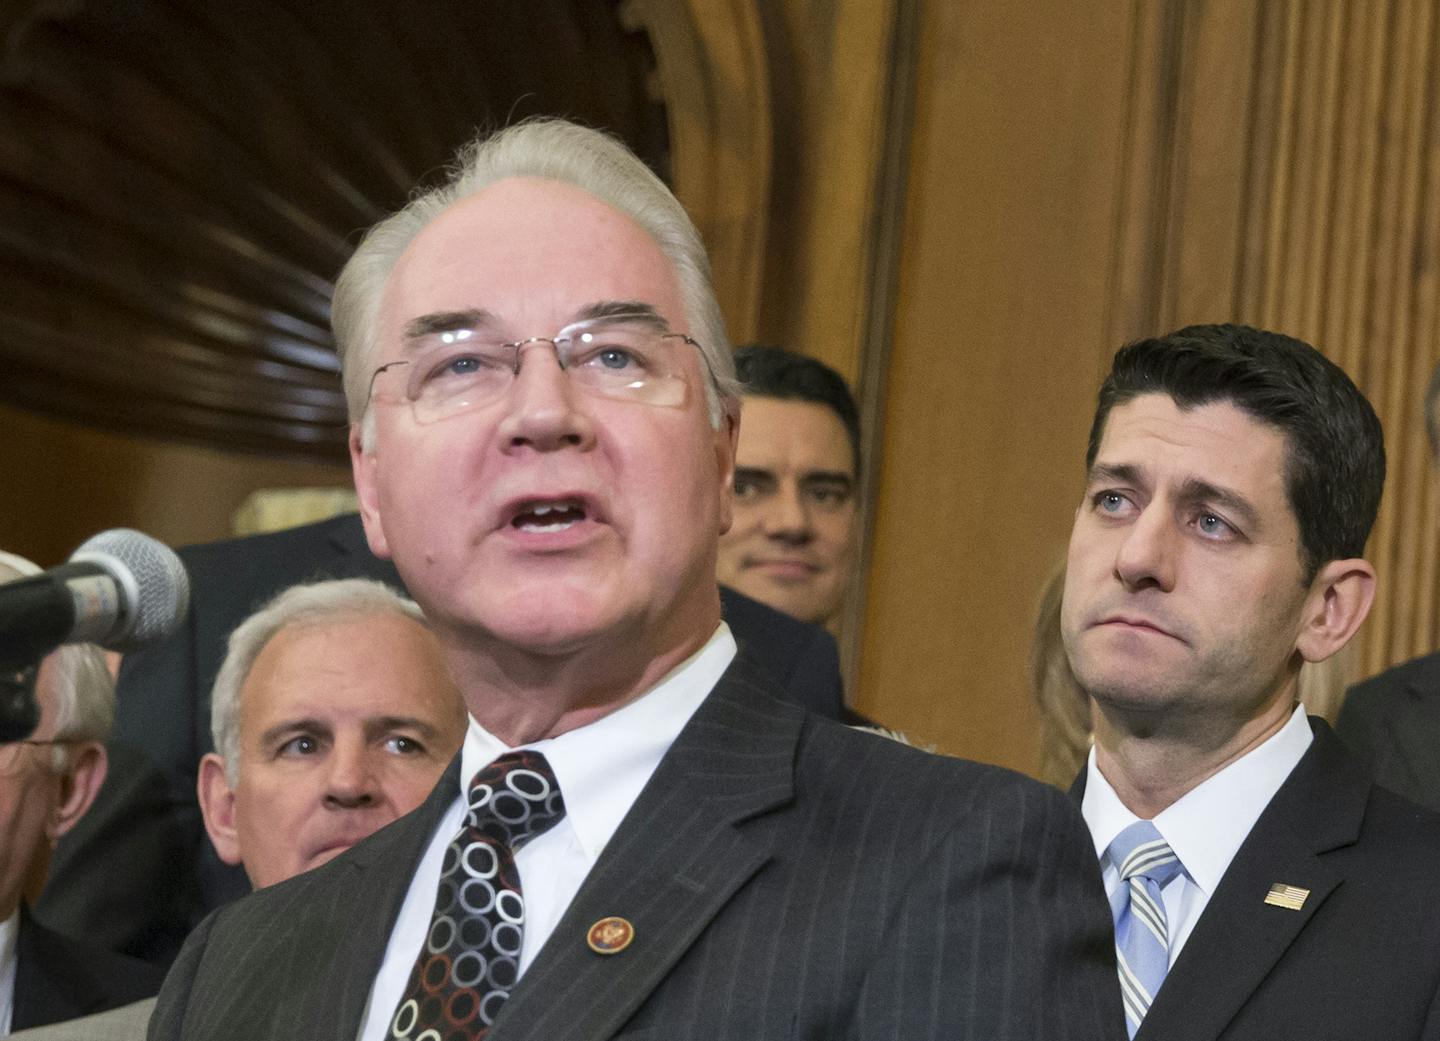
[[47, 741, 107, 844], [1296, 558, 1376, 664], [349, 421, 391, 559], [716, 399, 740, 535], [197, 753, 244, 868]]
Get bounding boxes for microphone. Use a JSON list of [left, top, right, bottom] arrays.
[[1, 530, 190, 740]]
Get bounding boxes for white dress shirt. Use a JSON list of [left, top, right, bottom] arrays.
[[1081, 703, 1312, 966], [357, 624, 736, 1041], [0, 907, 19, 1036]]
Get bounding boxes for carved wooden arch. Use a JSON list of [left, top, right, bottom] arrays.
[[0, 0, 676, 461], [621, 0, 773, 347]]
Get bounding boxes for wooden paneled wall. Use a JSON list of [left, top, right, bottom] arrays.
[[4, 0, 1436, 776], [852, 0, 1140, 770], [0, 401, 348, 565], [854, 0, 1440, 772], [1105, 0, 1440, 698]]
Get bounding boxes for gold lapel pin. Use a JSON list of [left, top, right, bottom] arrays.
[[1263, 883, 1310, 910], [587, 916, 635, 954]]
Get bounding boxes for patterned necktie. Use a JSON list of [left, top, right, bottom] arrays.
[[389, 749, 566, 1041], [1108, 820, 1184, 1039]]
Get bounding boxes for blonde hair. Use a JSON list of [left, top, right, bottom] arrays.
[[1030, 564, 1091, 787]]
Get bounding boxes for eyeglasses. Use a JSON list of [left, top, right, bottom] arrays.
[[0, 738, 74, 778], [366, 313, 713, 424]]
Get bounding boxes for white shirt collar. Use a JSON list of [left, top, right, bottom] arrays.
[[458, 622, 737, 861], [1083, 703, 1313, 896], [0, 907, 18, 1035]]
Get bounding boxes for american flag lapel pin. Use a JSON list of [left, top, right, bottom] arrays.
[[1263, 883, 1310, 910]]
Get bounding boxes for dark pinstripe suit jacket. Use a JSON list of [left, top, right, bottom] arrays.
[[41, 514, 848, 968], [149, 656, 1122, 1041]]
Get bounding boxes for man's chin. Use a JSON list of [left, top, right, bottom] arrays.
[[470, 592, 640, 655]]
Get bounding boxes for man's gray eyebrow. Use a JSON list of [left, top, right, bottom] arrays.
[[570, 301, 667, 326], [402, 303, 667, 346], [257, 718, 332, 746], [362, 715, 441, 740], [402, 309, 498, 342]]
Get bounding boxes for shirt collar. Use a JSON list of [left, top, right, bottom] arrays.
[[1083, 703, 1313, 895], [459, 623, 737, 861]]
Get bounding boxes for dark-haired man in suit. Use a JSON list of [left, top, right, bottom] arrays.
[[1063, 323, 1440, 1040], [150, 117, 1119, 1041]]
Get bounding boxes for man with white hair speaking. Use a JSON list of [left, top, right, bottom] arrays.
[[151, 118, 1121, 1041], [0, 552, 163, 1035]]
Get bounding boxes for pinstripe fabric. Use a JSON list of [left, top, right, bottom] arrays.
[[150, 654, 1123, 1041]]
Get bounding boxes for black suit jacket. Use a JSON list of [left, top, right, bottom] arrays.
[[1078, 721, 1440, 1041], [1334, 650, 1440, 812], [150, 656, 1121, 1041], [10, 906, 163, 1031], [34, 514, 847, 966]]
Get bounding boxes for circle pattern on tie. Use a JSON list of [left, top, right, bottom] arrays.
[[390, 750, 566, 1041]]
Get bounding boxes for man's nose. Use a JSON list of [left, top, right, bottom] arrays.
[[323, 744, 380, 810], [495, 341, 597, 454], [1113, 504, 1176, 592], [762, 485, 814, 544]]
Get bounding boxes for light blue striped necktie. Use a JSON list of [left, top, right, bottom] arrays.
[[1108, 820, 1184, 1039]]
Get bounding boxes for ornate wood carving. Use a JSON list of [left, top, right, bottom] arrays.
[[0, 0, 667, 460]]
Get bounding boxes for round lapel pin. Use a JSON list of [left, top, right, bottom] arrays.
[[587, 916, 635, 954]]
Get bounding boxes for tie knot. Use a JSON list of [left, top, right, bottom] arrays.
[[1108, 820, 1183, 886], [466, 749, 566, 850]]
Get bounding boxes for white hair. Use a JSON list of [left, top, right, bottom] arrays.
[[0, 551, 115, 771], [209, 578, 426, 785], [332, 117, 739, 448]]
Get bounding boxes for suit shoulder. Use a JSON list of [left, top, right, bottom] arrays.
[[19, 916, 166, 1010], [1357, 781, 1440, 854], [178, 515, 347, 572], [1344, 649, 1440, 704], [797, 715, 1073, 821]]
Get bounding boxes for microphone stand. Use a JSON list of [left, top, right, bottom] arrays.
[[0, 571, 78, 742], [0, 656, 39, 743]]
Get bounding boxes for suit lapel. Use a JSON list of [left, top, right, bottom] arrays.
[[13, 907, 100, 1028], [488, 656, 800, 1041], [1136, 722, 1366, 1041], [312, 756, 463, 1040]]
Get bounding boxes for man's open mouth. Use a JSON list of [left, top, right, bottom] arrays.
[[511, 499, 588, 533]]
